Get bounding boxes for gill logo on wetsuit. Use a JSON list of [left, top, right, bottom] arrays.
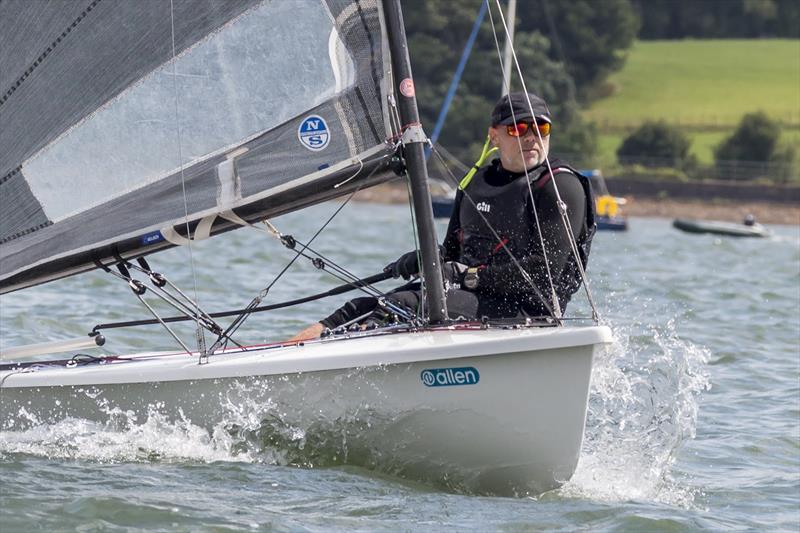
[[476, 202, 491, 213]]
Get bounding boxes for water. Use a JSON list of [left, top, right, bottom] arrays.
[[1, 202, 798, 531]]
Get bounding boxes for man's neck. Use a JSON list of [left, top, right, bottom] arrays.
[[497, 159, 546, 175]]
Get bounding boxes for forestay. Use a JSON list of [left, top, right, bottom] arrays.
[[0, 0, 395, 294]]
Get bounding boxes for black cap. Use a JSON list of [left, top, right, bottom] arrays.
[[491, 91, 551, 125]]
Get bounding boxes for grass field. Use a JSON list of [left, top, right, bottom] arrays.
[[584, 39, 800, 167]]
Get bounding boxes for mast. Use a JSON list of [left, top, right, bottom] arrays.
[[382, 0, 447, 324]]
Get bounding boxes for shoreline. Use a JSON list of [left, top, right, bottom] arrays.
[[353, 183, 800, 225], [616, 197, 799, 225]]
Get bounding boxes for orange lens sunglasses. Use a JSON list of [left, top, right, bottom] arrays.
[[506, 120, 551, 138]]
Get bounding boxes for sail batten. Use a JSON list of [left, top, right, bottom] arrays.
[[1, 0, 394, 294]]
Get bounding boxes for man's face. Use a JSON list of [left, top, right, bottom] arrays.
[[489, 120, 550, 173]]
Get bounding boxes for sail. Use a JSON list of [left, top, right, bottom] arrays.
[[0, 0, 396, 294]]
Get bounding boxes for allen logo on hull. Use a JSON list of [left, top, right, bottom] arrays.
[[421, 367, 480, 387]]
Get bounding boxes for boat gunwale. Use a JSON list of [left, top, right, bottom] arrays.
[[0, 324, 612, 388]]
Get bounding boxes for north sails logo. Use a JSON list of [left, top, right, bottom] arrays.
[[476, 202, 491, 213], [421, 367, 480, 387], [298, 115, 330, 151]]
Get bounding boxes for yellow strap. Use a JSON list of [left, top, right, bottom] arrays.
[[458, 136, 498, 190]]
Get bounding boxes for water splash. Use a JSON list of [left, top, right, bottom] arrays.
[[560, 318, 710, 507], [0, 407, 248, 464]]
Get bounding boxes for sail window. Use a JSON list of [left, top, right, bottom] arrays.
[[22, 1, 352, 224]]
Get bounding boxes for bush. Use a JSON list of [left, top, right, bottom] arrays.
[[715, 111, 780, 163], [770, 143, 798, 183], [713, 112, 797, 181], [615, 163, 690, 182], [616, 121, 694, 169]]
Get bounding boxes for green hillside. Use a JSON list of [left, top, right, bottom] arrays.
[[584, 39, 800, 166]]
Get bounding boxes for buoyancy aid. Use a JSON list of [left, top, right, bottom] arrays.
[[457, 159, 596, 310]]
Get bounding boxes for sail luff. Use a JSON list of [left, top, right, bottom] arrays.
[[381, 0, 447, 324]]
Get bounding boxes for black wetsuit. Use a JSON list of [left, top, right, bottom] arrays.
[[321, 159, 594, 328]]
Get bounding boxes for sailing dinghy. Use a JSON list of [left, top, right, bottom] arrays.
[[0, 0, 611, 496]]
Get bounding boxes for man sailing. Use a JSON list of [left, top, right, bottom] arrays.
[[290, 91, 595, 341]]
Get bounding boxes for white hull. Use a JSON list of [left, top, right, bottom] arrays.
[[1, 325, 612, 495]]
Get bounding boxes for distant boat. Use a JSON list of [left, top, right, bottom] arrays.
[[432, 196, 455, 218], [596, 217, 628, 231], [583, 169, 628, 231], [673, 217, 771, 238]]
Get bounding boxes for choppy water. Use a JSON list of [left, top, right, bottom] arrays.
[[1, 202, 798, 531]]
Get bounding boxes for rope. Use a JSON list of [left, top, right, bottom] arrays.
[[486, 0, 561, 317], [488, 0, 600, 321], [168, 0, 208, 351], [92, 271, 394, 333], [429, 146, 559, 321], [209, 159, 405, 351]]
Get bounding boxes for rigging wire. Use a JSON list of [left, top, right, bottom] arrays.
[[260, 226, 389, 301], [404, 177, 426, 321], [97, 263, 193, 354], [428, 146, 558, 321], [389, 89, 431, 322], [488, 0, 600, 321], [388, 0, 573, 322], [125, 259, 240, 346], [276, 236, 387, 299], [486, 0, 562, 317], [168, 0, 208, 353], [208, 160, 413, 351]]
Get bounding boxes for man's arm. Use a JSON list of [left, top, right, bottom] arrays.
[[478, 172, 587, 294]]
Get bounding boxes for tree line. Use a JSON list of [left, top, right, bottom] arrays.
[[633, 0, 799, 40]]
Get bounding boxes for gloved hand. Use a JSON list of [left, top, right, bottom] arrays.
[[441, 261, 468, 289], [385, 250, 420, 280]]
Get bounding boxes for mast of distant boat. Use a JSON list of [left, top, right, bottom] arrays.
[[500, 0, 517, 96]]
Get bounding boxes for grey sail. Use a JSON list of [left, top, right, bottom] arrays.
[[0, 0, 396, 294]]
